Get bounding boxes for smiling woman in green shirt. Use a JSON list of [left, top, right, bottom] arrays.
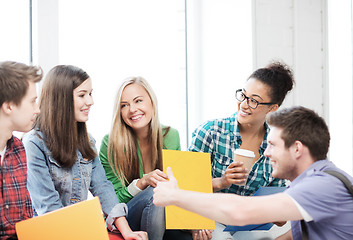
[[99, 76, 181, 240], [100, 126, 180, 203]]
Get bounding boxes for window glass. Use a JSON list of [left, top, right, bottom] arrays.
[[55, 1, 253, 150], [0, 0, 30, 63], [58, 0, 187, 149], [187, 1, 252, 142]]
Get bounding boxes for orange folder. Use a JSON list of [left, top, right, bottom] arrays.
[[162, 149, 215, 230], [16, 197, 110, 240]]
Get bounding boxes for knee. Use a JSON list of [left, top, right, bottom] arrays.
[[141, 187, 165, 217], [144, 186, 155, 196], [135, 186, 154, 203], [143, 186, 155, 204]]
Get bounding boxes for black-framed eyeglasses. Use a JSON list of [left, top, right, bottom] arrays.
[[235, 89, 275, 109]]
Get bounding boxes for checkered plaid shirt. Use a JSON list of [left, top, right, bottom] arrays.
[[189, 113, 287, 196], [0, 136, 33, 238]]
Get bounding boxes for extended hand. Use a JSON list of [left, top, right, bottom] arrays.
[[153, 167, 179, 206]]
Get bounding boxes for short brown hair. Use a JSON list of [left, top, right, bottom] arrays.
[[267, 106, 330, 161], [0, 61, 42, 106]]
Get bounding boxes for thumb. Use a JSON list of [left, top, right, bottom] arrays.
[[166, 167, 175, 180], [166, 167, 179, 188]]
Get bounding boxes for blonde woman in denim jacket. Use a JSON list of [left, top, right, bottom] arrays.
[[23, 65, 147, 240]]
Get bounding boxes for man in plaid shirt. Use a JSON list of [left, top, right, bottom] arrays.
[[0, 61, 42, 239]]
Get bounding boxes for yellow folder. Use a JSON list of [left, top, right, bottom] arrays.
[[162, 149, 215, 229], [16, 197, 109, 240]]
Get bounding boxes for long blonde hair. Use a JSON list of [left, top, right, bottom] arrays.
[[108, 77, 165, 185]]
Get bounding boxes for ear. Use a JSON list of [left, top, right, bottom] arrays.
[[268, 104, 279, 113], [1, 102, 13, 114], [291, 140, 304, 159]]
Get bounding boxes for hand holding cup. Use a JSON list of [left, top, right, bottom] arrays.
[[220, 149, 255, 188], [233, 149, 255, 186]]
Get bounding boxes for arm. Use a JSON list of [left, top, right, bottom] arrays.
[[99, 135, 133, 203], [114, 217, 148, 240], [189, 123, 247, 192], [132, 126, 182, 189], [23, 133, 63, 215], [93, 146, 148, 239], [154, 167, 303, 226], [92, 146, 150, 238], [129, 126, 182, 190], [100, 135, 167, 194], [275, 230, 293, 240], [90, 150, 127, 216]]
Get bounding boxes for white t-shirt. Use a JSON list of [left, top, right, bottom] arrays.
[[0, 145, 6, 165]]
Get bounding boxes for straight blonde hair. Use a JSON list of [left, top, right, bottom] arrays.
[[108, 77, 168, 185]]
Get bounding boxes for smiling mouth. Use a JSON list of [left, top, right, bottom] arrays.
[[239, 109, 251, 116], [80, 110, 90, 116], [131, 114, 143, 121]]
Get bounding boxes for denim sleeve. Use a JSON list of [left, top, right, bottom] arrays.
[[89, 151, 128, 229], [22, 132, 63, 215]]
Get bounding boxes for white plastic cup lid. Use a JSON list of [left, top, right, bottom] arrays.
[[234, 149, 255, 158]]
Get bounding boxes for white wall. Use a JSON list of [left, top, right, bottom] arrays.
[[33, 0, 188, 150], [32, 0, 59, 75], [0, 0, 30, 63], [253, 0, 352, 174], [328, 0, 353, 174], [29, 0, 352, 174], [187, 1, 253, 143], [253, 0, 327, 117]]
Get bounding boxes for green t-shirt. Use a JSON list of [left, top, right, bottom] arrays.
[[99, 126, 181, 203]]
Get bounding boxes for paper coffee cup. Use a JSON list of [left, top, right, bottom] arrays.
[[234, 149, 255, 186]]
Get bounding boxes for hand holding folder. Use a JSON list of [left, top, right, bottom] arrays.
[[162, 150, 215, 230]]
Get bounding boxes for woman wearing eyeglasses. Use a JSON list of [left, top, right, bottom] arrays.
[[188, 61, 295, 240]]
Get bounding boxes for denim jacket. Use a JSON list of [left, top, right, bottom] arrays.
[[22, 129, 127, 230]]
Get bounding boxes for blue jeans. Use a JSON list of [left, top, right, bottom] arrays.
[[127, 186, 165, 240]]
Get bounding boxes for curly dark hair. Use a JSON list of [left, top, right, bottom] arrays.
[[248, 61, 294, 106]]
